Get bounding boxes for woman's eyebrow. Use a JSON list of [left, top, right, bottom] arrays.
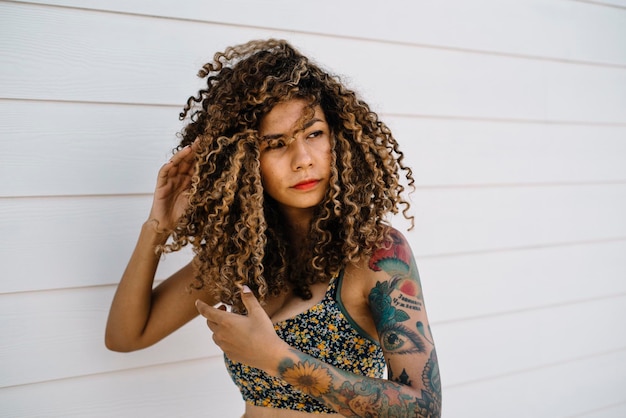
[[302, 118, 323, 130], [260, 133, 284, 141], [260, 118, 324, 141]]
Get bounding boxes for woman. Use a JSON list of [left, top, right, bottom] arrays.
[[106, 39, 441, 417]]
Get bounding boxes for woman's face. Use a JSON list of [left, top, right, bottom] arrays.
[[258, 99, 332, 221]]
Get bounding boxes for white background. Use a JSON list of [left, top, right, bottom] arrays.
[[1, 0, 625, 416]]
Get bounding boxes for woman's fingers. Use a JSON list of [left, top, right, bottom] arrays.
[[156, 145, 196, 185], [149, 140, 200, 227], [174, 145, 198, 176], [160, 137, 201, 180], [168, 146, 192, 171], [196, 300, 230, 333]]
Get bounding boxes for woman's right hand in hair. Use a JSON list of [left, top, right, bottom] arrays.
[[147, 141, 198, 233]]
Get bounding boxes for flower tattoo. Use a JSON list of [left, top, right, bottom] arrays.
[[281, 360, 333, 397]]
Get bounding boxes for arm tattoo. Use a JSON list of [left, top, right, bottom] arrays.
[[368, 231, 429, 356], [278, 349, 441, 417], [369, 277, 427, 355]]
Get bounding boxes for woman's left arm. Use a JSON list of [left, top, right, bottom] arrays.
[[196, 230, 441, 417], [281, 229, 440, 417]]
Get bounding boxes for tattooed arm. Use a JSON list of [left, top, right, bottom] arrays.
[[197, 228, 440, 417], [275, 229, 441, 417]]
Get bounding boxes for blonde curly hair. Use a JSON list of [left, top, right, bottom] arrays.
[[164, 39, 414, 312]]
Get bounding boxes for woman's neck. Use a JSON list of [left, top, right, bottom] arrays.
[[280, 209, 313, 242], [270, 204, 318, 262], [284, 225, 310, 258]]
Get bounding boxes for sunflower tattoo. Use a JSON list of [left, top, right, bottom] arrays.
[[280, 360, 333, 397]]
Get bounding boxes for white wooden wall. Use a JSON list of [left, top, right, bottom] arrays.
[[1, 1, 625, 417]]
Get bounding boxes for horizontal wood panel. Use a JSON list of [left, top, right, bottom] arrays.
[[405, 184, 626, 257], [443, 348, 626, 418], [2, 3, 626, 122], [2, 185, 625, 293], [0, 195, 193, 294], [0, 285, 221, 388], [2, 100, 625, 197], [4, 348, 624, 418], [12, 0, 626, 66], [0, 357, 243, 417], [419, 239, 626, 322], [582, 0, 626, 7], [389, 117, 626, 186], [575, 402, 626, 418], [2, 284, 624, 390], [435, 295, 626, 385], [0, 100, 182, 197]]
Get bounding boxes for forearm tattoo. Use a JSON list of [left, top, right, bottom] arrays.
[[278, 349, 440, 417]]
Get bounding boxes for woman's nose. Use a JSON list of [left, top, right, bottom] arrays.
[[290, 138, 313, 170]]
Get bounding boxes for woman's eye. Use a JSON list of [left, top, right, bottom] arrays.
[[307, 130, 323, 139]]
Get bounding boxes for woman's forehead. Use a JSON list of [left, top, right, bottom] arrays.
[[259, 99, 326, 136]]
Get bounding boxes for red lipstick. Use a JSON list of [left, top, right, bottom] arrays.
[[293, 179, 320, 190]]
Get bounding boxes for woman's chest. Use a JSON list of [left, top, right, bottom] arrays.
[[264, 280, 330, 324], [262, 269, 379, 343]]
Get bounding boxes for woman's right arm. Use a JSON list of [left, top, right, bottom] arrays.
[[105, 142, 215, 352]]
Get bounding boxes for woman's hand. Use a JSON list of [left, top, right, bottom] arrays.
[[148, 142, 198, 233], [195, 286, 288, 373]]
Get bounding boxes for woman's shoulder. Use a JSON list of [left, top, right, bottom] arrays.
[[367, 225, 413, 269], [344, 226, 414, 289]]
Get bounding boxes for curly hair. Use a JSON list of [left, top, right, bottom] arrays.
[[163, 39, 414, 312]]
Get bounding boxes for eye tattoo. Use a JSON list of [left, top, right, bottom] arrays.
[[380, 323, 426, 354]]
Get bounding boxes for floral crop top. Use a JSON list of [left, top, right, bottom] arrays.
[[224, 271, 385, 413]]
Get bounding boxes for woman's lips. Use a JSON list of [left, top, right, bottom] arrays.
[[293, 179, 320, 190]]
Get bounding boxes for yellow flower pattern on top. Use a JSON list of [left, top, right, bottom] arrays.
[[224, 271, 385, 413]]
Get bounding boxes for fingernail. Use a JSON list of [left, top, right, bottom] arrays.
[[242, 285, 252, 294], [213, 302, 232, 312]]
